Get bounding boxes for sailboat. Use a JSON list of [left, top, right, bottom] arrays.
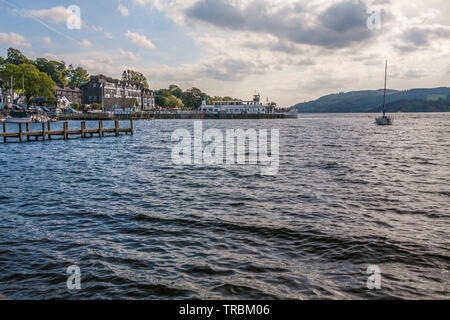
[[375, 60, 393, 126]]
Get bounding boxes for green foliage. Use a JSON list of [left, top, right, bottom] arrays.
[[6, 48, 33, 65], [0, 63, 56, 101], [92, 102, 102, 110], [122, 69, 148, 88], [72, 102, 80, 110], [368, 98, 450, 113], [1, 48, 89, 91], [293, 88, 450, 113], [182, 87, 208, 110], [155, 88, 184, 109], [68, 65, 89, 88], [169, 84, 183, 99], [35, 58, 69, 85], [154, 86, 238, 110]]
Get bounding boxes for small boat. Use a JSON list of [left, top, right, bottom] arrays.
[[5, 110, 31, 123], [375, 60, 393, 126]]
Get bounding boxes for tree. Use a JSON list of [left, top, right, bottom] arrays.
[[5, 48, 33, 65], [182, 87, 206, 110], [154, 88, 184, 109], [35, 58, 69, 85], [0, 63, 55, 101], [169, 84, 183, 99], [121, 69, 148, 88], [0, 56, 5, 67], [68, 66, 89, 88]]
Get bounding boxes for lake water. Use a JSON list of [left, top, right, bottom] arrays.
[[0, 113, 449, 299]]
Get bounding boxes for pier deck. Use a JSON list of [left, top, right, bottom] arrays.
[[0, 120, 133, 143]]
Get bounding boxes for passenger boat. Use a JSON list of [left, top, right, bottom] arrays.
[[200, 94, 277, 115]]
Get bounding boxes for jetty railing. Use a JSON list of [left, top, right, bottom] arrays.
[[0, 120, 133, 143]]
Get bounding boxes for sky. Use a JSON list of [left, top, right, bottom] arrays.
[[0, 0, 449, 106]]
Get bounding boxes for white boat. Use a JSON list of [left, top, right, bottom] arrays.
[[375, 60, 394, 126], [200, 94, 276, 115], [375, 116, 393, 125]]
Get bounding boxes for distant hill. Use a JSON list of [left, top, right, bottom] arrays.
[[292, 87, 450, 113], [368, 98, 450, 113]]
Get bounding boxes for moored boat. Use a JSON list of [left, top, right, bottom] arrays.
[[5, 110, 31, 123], [375, 60, 394, 126]]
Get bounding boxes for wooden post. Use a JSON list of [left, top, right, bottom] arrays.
[[47, 122, 51, 140], [63, 122, 68, 140], [99, 120, 103, 137], [19, 123, 23, 143], [26, 123, 30, 141], [42, 123, 46, 141], [81, 121, 86, 138], [130, 119, 134, 135], [2, 122, 6, 143], [115, 120, 119, 137]]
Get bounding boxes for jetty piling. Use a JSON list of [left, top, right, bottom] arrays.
[[2, 123, 6, 143], [18, 124, 23, 143], [0, 120, 133, 143]]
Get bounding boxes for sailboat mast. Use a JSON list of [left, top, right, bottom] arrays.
[[383, 60, 387, 116]]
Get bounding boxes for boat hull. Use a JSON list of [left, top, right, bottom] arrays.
[[375, 116, 393, 125], [5, 118, 32, 124]]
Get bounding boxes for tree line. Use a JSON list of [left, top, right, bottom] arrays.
[[0, 48, 237, 109], [0, 48, 90, 102], [155, 85, 238, 110]]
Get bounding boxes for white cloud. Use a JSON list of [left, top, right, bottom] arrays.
[[91, 25, 115, 39], [118, 4, 129, 16], [0, 32, 31, 48], [43, 37, 52, 44], [104, 32, 114, 39], [118, 48, 140, 61], [82, 39, 92, 48], [29, 6, 72, 24], [44, 53, 59, 61], [125, 31, 155, 49]]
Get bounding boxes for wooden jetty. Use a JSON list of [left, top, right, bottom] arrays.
[[0, 120, 133, 143]]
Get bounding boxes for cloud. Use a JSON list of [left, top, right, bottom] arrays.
[[118, 48, 140, 61], [125, 31, 155, 49], [82, 39, 92, 48], [0, 32, 31, 48], [118, 4, 129, 17], [44, 53, 59, 61], [29, 6, 72, 24], [184, 0, 374, 48], [91, 25, 114, 39], [402, 26, 450, 47], [402, 69, 426, 79], [43, 37, 52, 44]]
